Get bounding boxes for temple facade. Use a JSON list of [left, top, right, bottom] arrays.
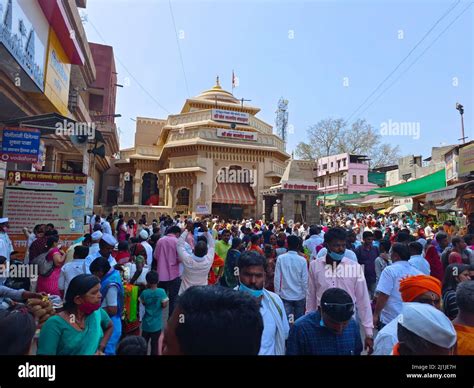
[[114, 78, 290, 220]]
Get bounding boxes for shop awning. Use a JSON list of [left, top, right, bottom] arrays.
[[359, 197, 392, 205], [368, 169, 446, 197], [317, 193, 366, 201], [424, 181, 473, 202], [377, 206, 394, 214], [390, 203, 413, 214], [212, 183, 256, 205]]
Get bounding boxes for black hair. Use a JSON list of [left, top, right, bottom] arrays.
[[442, 264, 471, 294], [408, 242, 423, 256], [464, 234, 474, 246], [309, 226, 321, 236], [231, 237, 242, 249], [362, 231, 374, 239], [324, 227, 347, 244], [238, 250, 267, 272], [451, 236, 463, 247], [153, 227, 160, 235], [99, 239, 114, 249], [250, 234, 260, 244], [456, 281, 474, 314], [373, 229, 383, 240], [45, 230, 57, 237], [221, 229, 231, 236], [436, 232, 448, 243], [89, 257, 111, 275], [166, 226, 181, 235], [74, 245, 89, 259], [93, 224, 103, 232], [145, 270, 159, 285], [320, 287, 354, 322], [276, 239, 285, 248], [117, 219, 125, 231], [287, 235, 300, 251], [396, 232, 410, 243], [397, 323, 445, 355], [379, 240, 391, 253], [46, 235, 59, 248], [175, 286, 263, 355], [391, 243, 410, 261], [130, 237, 139, 244], [0, 255, 7, 265], [116, 336, 147, 356], [118, 241, 129, 251], [83, 233, 92, 244], [0, 306, 36, 355], [64, 274, 100, 312], [194, 241, 208, 258], [47, 223, 55, 229]]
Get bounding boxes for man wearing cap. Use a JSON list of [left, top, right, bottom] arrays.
[[89, 231, 103, 257], [83, 234, 117, 274], [138, 229, 153, 268], [0, 218, 13, 270], [287, 288, 362, 355], [373, 274, 442, 355], [393, 302, 457, 355]]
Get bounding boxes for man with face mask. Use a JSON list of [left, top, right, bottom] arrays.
[[306, 227, 374, 354], [287, 288, 362, 355], [0, 219, 13, 271], [236, 251, 289, 355]]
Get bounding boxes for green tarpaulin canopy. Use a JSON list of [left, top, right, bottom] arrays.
[[367, 169, 446, 197], [317, 193, 366, 201]]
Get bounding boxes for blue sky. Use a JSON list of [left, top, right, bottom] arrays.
[[83, 0, 473, 159]]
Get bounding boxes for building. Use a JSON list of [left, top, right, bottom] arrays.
[[314, 153, 377, 195], [113, 78, 290, 220], [385, 146, 453, 187], [262, 159, 320, 224], [0, 0, 119, 210]]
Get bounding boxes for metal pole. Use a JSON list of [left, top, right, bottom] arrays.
[[461, 112, 466, 144]]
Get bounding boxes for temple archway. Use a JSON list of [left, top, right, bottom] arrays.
[[141, 172, 159, 205]]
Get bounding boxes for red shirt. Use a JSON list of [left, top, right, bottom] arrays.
[[424, 245, 444, 282], [248, 244, 264, 256]]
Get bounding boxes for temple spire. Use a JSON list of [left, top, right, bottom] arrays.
[[216, 75, 220, 87]]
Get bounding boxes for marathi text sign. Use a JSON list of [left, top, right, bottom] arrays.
[[195, 204, 210, 214], [212, 109, 250, 125], [217, 129, 257, 141], [459, 143, 474, 176], [283, 183, 318, 191], [3, 171, 87, 256], [0, 128, 40, 162], [393, 197, 413, 206]]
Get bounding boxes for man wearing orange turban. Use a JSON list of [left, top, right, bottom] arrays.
[[399, 275, 442, 306], [373, 275, 442, 355]]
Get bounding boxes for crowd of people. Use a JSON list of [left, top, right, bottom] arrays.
[[0, 210, 473, 356]]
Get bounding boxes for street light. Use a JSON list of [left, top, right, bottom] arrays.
[[456, 103, 467, 143]]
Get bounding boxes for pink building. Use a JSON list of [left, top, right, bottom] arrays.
[[314, 153, 377, 194]]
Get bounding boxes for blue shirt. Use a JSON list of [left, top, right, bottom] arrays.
[[286, 311, 363, 355], [409, 255, 430, 275], [140, 288, 168, 333]]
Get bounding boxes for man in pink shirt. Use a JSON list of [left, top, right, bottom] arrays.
[[306, 227, 374, 354], [154, 225, 181, 315]]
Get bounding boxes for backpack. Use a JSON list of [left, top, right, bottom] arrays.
[[31, 252, 54, 277]]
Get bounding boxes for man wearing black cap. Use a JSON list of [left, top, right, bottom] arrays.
[[286, 288, 363, 355]]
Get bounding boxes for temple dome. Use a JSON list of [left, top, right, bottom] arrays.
[[195, 76, 240, 104]]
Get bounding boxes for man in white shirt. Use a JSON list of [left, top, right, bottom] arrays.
[[424, 222, 434, 239], [237, 250, 289, 355], [303, 226, 324, 257], [101, 216, 113, 235], [0, 218, 13, 269], [138, 229, 154, 268], [83, 234, 117, 274], [59, 245, 89, 297], [274, 235, 308, 322], [176, 225, 214, 295], [373, 243, 422, 329], [88, 231, 102, 258], [408, 241, 430, 275]]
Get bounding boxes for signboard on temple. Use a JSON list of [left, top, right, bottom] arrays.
[[3, 171, 87, 258], [212, 109, 250, 125], [282, 183, 318, 191], [216, 129, 257, 141]]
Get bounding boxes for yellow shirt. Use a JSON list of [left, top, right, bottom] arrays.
[[454, 324, 474, 355]]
